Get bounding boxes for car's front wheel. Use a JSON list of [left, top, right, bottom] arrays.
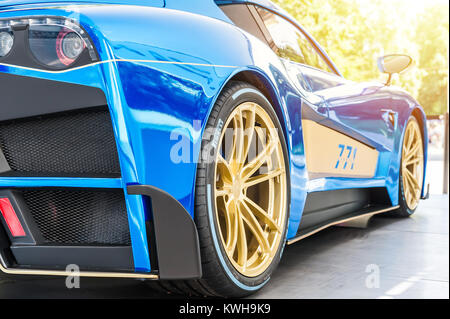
[[393, 116, 425, 217], [151, 81, 290, 297]]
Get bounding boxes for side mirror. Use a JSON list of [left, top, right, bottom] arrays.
[[377, 54, 413, 85]]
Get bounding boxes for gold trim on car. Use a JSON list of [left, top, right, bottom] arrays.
[[302, 120, 379, 179], [0, 262, 158, 279], [287, 206, 400, 245]]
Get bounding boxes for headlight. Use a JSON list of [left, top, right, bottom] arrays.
[[0, 17, 98, 70], [0, 31, 14, 57]]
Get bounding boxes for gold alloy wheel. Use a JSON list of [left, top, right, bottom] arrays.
[[402, 119, 424, 211], [214, 102, 287, 278]]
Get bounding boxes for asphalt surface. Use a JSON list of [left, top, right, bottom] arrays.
[[0, 195, 448, 299]]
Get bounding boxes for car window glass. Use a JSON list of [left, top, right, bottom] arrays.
[[220, 4, 268, 44], [256, 7, 331, 73], [299, 65, 349, 92]]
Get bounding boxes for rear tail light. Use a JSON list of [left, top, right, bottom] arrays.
[[0, 17, 98, 70], [28, 23, 90, 69], [56, 29, 86, 66], [0, 198, 26, 237]]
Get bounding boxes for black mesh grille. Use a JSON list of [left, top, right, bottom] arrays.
[[22, 189, 131, 246], [0, 107, 121, 176]]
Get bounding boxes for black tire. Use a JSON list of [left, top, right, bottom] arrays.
[[389, 116, 424, 218], [148, 81, 290, 297]]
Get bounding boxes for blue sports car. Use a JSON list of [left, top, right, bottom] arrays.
[[0, 0, 428, 297]]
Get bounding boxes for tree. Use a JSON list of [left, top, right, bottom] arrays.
[[415, 4, 449, 115], [273, 0, 449, 115]]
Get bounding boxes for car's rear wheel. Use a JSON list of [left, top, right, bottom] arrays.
[[149, 81, 290, 297], [392, 116, 424, 217]]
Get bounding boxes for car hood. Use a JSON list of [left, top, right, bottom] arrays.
[[0, 0, 165, 9]]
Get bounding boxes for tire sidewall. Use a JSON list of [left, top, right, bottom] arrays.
[[202, 84, 290, 292]]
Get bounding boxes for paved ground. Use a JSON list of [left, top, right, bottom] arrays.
[[0, 195, 448, 299], [252, 195, 449, 299]]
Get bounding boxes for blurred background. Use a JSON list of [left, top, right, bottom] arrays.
[[274, 0, 449, 194]]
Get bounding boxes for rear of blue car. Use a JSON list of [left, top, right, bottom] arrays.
[[0, 0, 205, 281]]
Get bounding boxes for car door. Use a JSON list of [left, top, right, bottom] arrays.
[[255, 6, 395, 180], [319, 80, 397, 152]]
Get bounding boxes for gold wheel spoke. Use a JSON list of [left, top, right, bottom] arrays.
[[222, 199, 233, 247], [241, 138, 277, 180], [405, 180, 415, 205], [404, 185, 411, 205], [405, 169, 420, 192], [215, 189, 229, 198], [405, 129, 411, 150], [227, 117, 238, 167], [241, 108, 256, 170], [402, 145, 408, 157], [243, 197, 281, 234], [217, 154, 233, 184], [406, 126, 415, 150], [405, 156, 422, 166], [406, 192, 413, 207], [235, 110, 245, 168], [404, 173, 414, 192], [404, 169, 414, 192], [240, 201, 271, 254], [236, 204, 248, 268], [244, 169, 284, 188], [225, 200, 239, 256], [406, 142, 420, 161], [245, 250, 260, 268], [228, 111, 245, 171]]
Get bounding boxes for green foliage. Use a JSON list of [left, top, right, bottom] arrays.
[[273, 0, 449, 115]]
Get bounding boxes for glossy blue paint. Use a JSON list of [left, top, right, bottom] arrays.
[[0, 0, 428, 273], [0, 177, 122, 188], [0, 0, 165, 9], [307, 178, 386, 193]]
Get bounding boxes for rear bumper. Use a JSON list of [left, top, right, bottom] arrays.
[[0, 72, 202, 280], [0, 184, 202, 280]]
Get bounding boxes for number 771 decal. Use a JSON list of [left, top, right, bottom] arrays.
[[335, 144, 357, 170]]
